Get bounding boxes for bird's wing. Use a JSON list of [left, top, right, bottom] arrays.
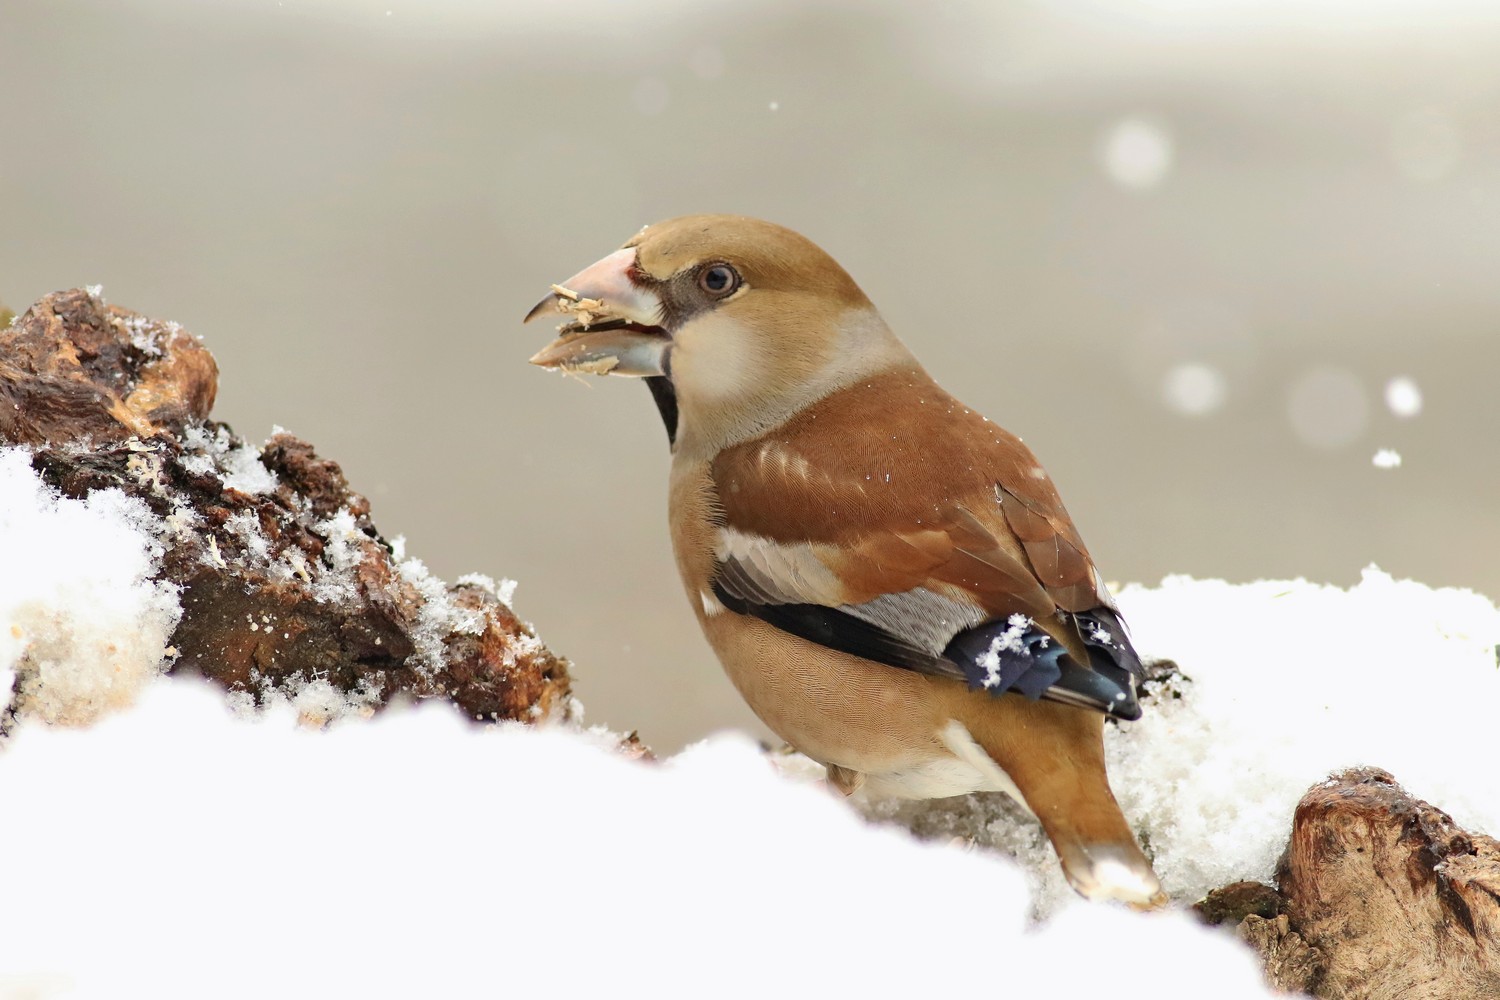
[[707, 369, 1143, 719]]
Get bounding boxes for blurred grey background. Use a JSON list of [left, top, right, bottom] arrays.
[[4, 0, 1498, 751]]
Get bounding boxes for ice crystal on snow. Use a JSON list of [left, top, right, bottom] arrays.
[[457, 572, 519, 608], [180, 424, 278, 495], [399, 555, 486, 675]]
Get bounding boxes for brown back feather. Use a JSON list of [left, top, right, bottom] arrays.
[[711, 366, 1106, 628]]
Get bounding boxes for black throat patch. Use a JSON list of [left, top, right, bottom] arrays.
[[644, 376, 678, 447]]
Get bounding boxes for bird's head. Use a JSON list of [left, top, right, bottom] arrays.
[[525, 214, 914, 452]]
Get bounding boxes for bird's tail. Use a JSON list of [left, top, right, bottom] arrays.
[[958, 696, 1165, 909]]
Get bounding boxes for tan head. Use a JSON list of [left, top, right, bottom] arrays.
[[525, 215, 914, 453]]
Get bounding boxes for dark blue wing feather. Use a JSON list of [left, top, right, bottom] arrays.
[[712, 565, 1145, 721], [942, 607, 1143, 720]]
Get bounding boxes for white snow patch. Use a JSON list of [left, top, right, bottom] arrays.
[[179, 424, 278, 495], [120, 314, 165, 357], [864, 569, 1500, 918], [245, 673, 384, 727], [398, 554, 486, 675], [1372, 448, 1403, 469], [309, 507, 366, 604], [0, 448, 182, 726], [455, 571, 518, 608], [1106, 569, 1500, 905], [0, 681, 1278, 999], [222, 510, 273, 566]]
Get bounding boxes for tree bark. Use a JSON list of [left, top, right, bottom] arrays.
[[2, 288, 572, 727], [1201, 769, 1500, 998]]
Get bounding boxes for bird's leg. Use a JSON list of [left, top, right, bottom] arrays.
[[825, 762, 866, 796], [960, 697, 1166, 909]]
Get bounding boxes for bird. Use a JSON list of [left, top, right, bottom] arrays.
[[524, 214, 1165, 907]]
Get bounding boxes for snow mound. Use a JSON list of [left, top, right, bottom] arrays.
[[0, 448, 181, 726], [1109, 569, 1500, 904], [0, 681, 1277, 999], [866, 569, 1500, 915]]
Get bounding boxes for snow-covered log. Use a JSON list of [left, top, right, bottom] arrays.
[[1, 288, 571, 728]]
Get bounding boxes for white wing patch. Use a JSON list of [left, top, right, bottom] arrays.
[[713, 527, 987, 656], [714, 526, 847, 607]]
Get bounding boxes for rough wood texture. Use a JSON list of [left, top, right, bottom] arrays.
[[1199, 770, 1500, 998], [1280, 768, 1500, 999], [2, 289, 572, 725], [1197, 880, 1322, 995], [0, 288, 217, 445], [1238, 914, 1325, 996]]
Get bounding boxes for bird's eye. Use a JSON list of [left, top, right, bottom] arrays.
[[698, 263, 741, 297]]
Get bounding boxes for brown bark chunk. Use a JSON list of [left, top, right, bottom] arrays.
[[1200, 769, 1500, 998], [0, 288, 217, 445], [1276, 767, 1500, 999], [3, 289, 571, 727]]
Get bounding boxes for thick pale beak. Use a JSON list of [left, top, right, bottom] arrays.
[[524, 248, 669, 378]]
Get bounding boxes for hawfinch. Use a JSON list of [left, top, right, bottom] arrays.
[[525, 215, 1164, 907]]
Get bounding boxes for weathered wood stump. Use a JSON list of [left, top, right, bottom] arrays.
[[2, 288, 572, 726], [1201, 768, 1500, 998]]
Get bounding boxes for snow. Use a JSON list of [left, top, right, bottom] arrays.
[[0, 681, 1277, 999], [179, 423, 279, 495], [860, 568, 1500, 918], [456, 571, 519, 608], [0, 448, 181, 727], [1105, 569, 1500, 905], [1385, 375, 1423, 418], [5, 436, 1499, 995], [396, 551, 487, 674], [978, 613, 1031, 688], [306, 505, 367, 603], [121, 314, 165, 357]]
